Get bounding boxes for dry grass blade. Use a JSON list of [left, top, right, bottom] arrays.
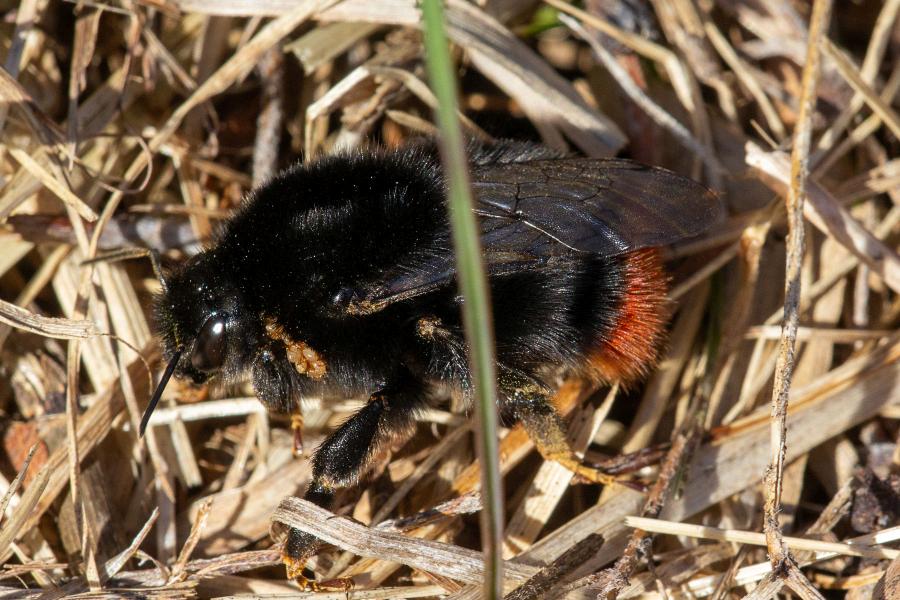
[[562, 14, 724, 177], [17, 344, 155, 541], [102, 508, 160, 581], [285, 21, 382, 75], [272, 497, 539, 586], [174, 0, 322, 16], [251, 48, 284, 187], [0, 463, 50, 562], [443, 0, 624, 156], [367, 66, 490, 141], [746, 142, 900, 294], [743, 572, 786, 600], [814, 0, 900, 153], [745, 325, 893, 342], [6, 148, 98, 222], [171, 499, 213, 582], [210, 585, 448, 599], [0, 444, 38, 526], [0, 0, 37, 92], [625, 516, 899, 560], [0, 298, 102, 339], [0, 66, 65, 149], [703, 21, 786, 141], [141, 398, 265, 428], [149, 0, 340, 155], [822, 39, 900, 140], [544, 0, 705, 147]]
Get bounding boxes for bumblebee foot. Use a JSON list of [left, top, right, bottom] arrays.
[[556, 456, 619, 487], [282, 553, 353, 590], [283, 527, 322, 581], [568, 469, 646, 492], [282, 553, 308, 582]]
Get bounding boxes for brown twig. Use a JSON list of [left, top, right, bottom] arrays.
[[252, 46, 285, 187], [565, 408, 704, 598], [503, 534, 605, 600], [758, 0, 833, 596]]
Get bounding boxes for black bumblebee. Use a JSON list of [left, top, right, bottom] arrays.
[[146, 140, 722, 583]]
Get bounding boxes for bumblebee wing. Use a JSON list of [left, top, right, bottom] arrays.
[[345, 250, 552, 315], [471, 157, 722, 256], [346, 158, 722, 315]]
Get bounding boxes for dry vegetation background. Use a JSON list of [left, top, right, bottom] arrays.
[[0, 0, 899, 598]]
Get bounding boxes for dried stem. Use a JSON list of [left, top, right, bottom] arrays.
[[759, 0, 833, 596]]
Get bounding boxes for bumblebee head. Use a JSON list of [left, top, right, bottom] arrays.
[[143, 251, 245, 435]]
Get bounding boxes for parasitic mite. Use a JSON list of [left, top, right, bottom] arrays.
[[145, 139, 724, 585]]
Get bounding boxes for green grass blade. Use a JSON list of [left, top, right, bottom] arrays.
[[419, 1, 504, 597]]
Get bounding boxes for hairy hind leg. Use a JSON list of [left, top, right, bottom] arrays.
[[283, 377, 428, 585], [502, 372, 618, 486]]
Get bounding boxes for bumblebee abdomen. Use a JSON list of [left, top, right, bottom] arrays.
[[481, 249, 667, 386], [583, 248, 668, 383]]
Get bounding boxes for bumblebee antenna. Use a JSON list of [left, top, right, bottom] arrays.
[[147, 249, 168, 295], [140, 348, 182, 436], [82, 247, 169, 294]]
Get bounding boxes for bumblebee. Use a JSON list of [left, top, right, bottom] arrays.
[[146, 140, 722, 582]]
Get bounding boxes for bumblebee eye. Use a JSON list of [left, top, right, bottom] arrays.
[[191, 316, 226, 372]]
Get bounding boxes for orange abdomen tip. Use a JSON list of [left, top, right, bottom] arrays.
[[586, 248, 669, 384]]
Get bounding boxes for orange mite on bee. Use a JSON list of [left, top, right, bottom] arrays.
[[142, 139, 723, 585]]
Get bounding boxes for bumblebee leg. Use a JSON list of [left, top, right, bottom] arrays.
[[283, 379, 426, 584], [291, 410, 304, 457], [283, 484, 336, 587], [505, 376, 618, 487]]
